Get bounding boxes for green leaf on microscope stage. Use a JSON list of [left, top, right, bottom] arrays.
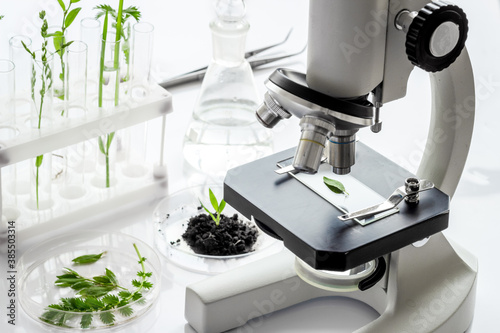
[[323, 177, 349, 195], [72, 252, 105, 264]]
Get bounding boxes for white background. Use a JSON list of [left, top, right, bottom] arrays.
[[0, 0, 499, 332]]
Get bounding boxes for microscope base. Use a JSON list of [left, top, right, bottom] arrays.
[[185, 232, 477, 333]]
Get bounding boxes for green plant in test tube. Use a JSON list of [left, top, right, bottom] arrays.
[[22, 11, 55, 209], [95, 0, 132, 188], [53, 0, 83, 112]]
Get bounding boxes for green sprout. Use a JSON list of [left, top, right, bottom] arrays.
[[111, 6, 141, 82], [199, 188, 226, 226], [52, 0, 83, 108]]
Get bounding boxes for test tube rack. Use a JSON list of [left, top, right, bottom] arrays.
[[0, 84, 173, 239]]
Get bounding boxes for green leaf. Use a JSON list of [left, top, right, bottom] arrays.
[[56, 273, 78, 279], [102, 294, 120, 306], [122, 6, 141, 22], [55, 277, 85, 286], [70, 281, 93, 291], [92, 275, 111, 284], [21, 41, 35, 58], [35, 155, 43, 168], [84, 297, 104, 310], [80, 314, 92, 329], [51, 31, 64, 56], [118, 291, 132, 299], [209, 188, 218, 211], [94, 4, 115, 19], [40, 309, 63, 325], [218, 199, 226, 214], [105, 268, 118, 285], [72, 252, 105, 264], [98, 137, 106, 155], [71, 0, 81, 3], [107, 132, 115, 151], [99, 311, 115, 325], [131, 292, 143, 301], [131, 279, 141, 288], [64, 7, 82, 28], [118, 305, 133, 317], [63, 267, 79, 275], [78, 286, 115, 298], [57, 0, 66, 11], [73, 298, 90, 311], [142, 281, 153, 290], [323, 177, 349, 195]]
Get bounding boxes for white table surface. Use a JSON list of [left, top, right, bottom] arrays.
[[1, 0, 498, 332]]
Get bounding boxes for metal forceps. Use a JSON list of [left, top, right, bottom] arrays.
[[159, 29, 305, 89]]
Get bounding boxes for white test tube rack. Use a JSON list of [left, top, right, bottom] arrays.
[[0, 84, 173, 239]]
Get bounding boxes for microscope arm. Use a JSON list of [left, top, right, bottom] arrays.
[[416, 48, 474, 198]]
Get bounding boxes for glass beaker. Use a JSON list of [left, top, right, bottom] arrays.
[[182, 0, 272, 179]]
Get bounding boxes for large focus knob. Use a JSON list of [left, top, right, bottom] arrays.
[[405, 1, 468, 72]]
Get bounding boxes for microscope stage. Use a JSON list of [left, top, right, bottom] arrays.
[[224, 142, 450, 271]]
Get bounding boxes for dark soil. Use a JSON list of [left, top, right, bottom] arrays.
[[181, 213, 258, 256]]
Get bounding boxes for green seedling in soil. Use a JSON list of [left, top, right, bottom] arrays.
[[40, 243, 153, 329], [323, 176, 349, 195], [199, 188, 226, 227]]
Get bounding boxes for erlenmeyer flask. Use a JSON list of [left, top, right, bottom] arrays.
[[183, 0, 272, 179]]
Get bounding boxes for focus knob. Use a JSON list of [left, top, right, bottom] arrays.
[[405, 1, 468, 72]]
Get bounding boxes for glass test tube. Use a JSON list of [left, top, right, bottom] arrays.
[[131, 22, 154, 99], [9, 35, 32, 120], [80, 18, 101, 100], [64, 40, 88, 118], [0, 60, 17, 143], [30, 51, 54, 129]]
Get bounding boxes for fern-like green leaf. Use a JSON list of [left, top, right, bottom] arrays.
[[102, 294, 120, 306], [84, 297, 104, 310], [80, 314, 93, 329], [99, 311, 115, 325], [118, 305, 133, 317], [118, 290, 132, 299]]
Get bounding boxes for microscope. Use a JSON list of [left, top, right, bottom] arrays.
[[185, 1, 477, 332]]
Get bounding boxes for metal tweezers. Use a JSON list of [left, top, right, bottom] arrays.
[[159, 29, 305, 89]]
